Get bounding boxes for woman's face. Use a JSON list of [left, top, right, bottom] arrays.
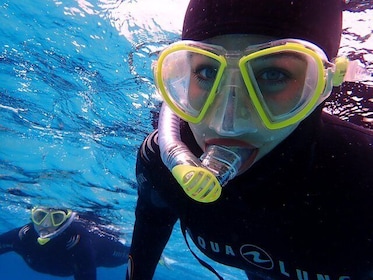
[[33, 215, 60, 237], [188, 34, 300, 174]]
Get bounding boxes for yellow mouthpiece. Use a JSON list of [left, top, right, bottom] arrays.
[[171, 165, 222, 203], [37, 237, 51, 245]]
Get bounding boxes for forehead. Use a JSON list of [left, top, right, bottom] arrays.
[[203, 34, 277, 50]]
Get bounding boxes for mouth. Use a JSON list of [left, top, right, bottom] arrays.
[[37, 227, 58, 237], [205, 139, 259, 173], [38, 229, 51, 237]]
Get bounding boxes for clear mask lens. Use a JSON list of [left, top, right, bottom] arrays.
[[159, 47, 223, 121], [32, 209, 49, 225], [156, 40, 330, 129], [240, 47, 325, 128], [32, 209, 68, 227], [51, 212, 68, 226]]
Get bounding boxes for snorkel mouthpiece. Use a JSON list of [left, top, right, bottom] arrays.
[[171, 165, 222, 203], [200, 145, 241, 185], [158, 104, 242, 203], [37, 237, 51, 245], [171, 146, 241, 203]]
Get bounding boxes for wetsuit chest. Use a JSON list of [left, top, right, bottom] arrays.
[[145, 115, 373, 279], [17, 225, 82, 276], [181, 170, 373, 280]]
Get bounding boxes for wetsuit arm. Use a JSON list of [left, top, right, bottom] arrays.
[[92, 230, 129, 267], [127, 132, 178, 280], [73, 263, 96, 280], [128, 191, 177, 280], [0, 227, 22, 254], [72, 236, 97, 280]]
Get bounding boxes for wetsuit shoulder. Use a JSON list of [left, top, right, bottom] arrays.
[[136, 129, 181, 208], [68, 219, 126, 278], [318, 112, 373, 174], [129, 130, 179, 280], [321, 111, 373, 138], [0, 225, 33, 254]]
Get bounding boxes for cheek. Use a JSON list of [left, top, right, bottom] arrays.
[[189, 122, 210, 149], [188, 84, 200, 108], [190, 118, 296, 147], [265, 81, 305, 116], [255, 130, 291, 157], [34, 224, 45, 235], [188, 83, 211, 112]]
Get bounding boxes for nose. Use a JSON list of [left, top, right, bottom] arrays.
[[40, 215, 53, 227], [208, 69, 258, 136]]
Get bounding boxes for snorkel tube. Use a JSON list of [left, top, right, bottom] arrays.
[[37, 212, 77, 245], [158, 103, 242, 203]]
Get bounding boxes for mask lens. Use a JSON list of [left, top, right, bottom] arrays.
[[158, 40, 327, 129], [242, 47, 324, 126], [158, 47, 223, 122], [51, 211, 67, 227], [32, 209, 49, 225]]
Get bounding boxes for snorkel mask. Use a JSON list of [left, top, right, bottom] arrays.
[[32, 207, 76, 245], [155, 39, 367, 203]]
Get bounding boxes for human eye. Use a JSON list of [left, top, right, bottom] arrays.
[[191, 64, 218, 92], [33, 210, 48, 224], [194, 65, 218, 82], [250, 53, 301, 96], [256, 68, 290, 84], [52, 212, 66, 225], [190, 53, 219, 91], [255, 67, 293, 94]]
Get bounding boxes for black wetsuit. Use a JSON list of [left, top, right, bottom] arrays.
[[0, 219, 129, 280], [129, 105, 373, 279]]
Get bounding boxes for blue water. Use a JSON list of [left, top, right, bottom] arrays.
[[0, 1, 372, 279]]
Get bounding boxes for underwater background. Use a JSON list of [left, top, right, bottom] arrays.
[[0, 0, 372, 279]]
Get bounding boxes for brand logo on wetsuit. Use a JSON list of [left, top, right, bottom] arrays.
[[193, 234, 352, 279], [240, 244, 274, 269]]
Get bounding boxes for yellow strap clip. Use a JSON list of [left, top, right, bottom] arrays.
[[332, 57, 349, 86]]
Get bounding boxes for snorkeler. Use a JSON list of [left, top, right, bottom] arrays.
[[0, 206, 129, 280], [127, 0, 373, 279]]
